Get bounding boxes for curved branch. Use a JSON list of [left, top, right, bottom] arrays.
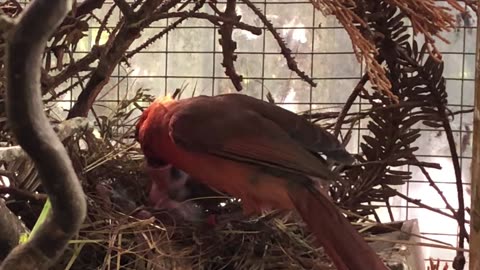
[[147, 12, 262, 35], [333, 72, 369, 137], [0, 200, 29, 261], [0, 0, 87, 269]]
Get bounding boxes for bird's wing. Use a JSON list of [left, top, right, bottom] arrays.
[[215, 94, 355, 164], [167, 96, 339, 180]]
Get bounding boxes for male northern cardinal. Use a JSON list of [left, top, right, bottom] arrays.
[[135, 93, 388, 270]]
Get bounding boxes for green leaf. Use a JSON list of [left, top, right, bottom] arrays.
[[29, 198, 52, 240]]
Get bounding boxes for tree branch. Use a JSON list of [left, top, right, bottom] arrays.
[[242, 0, 316, 88], [67, 0, 181, 118], [333, 72, 370, 137], [0, 187, 47, 202], [74, 0, 105, 18], [0, 199, 29, 261], [218, 0, 243, 91], [113, 0, 133, 17], [41, 45, 103, 96], [437, 100, 468, 270], [127, 0, 207, 58], [0, 117, 92, 163], [126, 11, 262, 58], [0, 0, 87, 268], [388, 188, 466, 224]]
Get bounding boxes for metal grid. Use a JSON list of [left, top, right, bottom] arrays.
[[56, 0, 477, 268]]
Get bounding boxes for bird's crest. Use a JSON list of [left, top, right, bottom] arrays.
[[135, 95, 175, 142], [154, 94, 175, 105]]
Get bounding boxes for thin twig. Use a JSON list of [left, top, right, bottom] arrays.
[[95, 3, 116, 46], [68, 0, 181, 118], [41, 45, 103, 96], [241, 0, 316, 88], [333, 72, 370, 137], [388, 188, 468, 225], [127, 11, 262, 59], [126, 1, 208, 59], [75, 0, 106, 18], [436, 99, 468, 269], [350, 159, 442, 169], [113, 0, 133, 17], [0, 186, 47, 202]]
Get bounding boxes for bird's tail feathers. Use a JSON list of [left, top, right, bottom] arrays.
[[288, 185, 388, 270]]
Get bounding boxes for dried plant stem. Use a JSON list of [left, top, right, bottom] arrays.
[[333, 72, 370, 137], [353, 159, 441, 169], [1, 0, 87, 268], [417, 163, 459, 216], [310, 0, 394, 100], [415, 157, 469, 247], [388, 188, 464, 224], [432, 92, 467, 270]]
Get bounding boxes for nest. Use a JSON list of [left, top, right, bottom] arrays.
[[57, 118, 338, 270]]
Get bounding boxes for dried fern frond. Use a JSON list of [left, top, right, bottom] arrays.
[[308, 0, 469, 102]]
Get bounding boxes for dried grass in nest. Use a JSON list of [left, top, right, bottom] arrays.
[[50, 84, 454, 269], [59, 133, 338, 270]]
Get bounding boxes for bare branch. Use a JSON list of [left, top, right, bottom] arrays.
[[242, 0, 317, 88], [0, 200, 29, 261], [0, 117, 92, 163], [218, 0, 243, 91], [0, 0, 87, 268], [127, 1, 207, 58], [74, 0, 106, 18], [113, 0, 133, 17], [146, 11, 262, 37], [0, 187, 47, 202], [333, 72, 370, 137], [67, 0, 185, 118], [432, 81, 468, 270], [388, 188, 465, 224], [41, 45, 103, 96]]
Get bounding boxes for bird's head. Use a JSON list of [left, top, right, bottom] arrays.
[[135, 94, 177, 143]]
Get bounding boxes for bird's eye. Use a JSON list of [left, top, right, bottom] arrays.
[[147, 157, 167, 167], [170, 167, 184, 179]]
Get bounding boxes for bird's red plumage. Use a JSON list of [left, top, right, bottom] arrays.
[[136, 94, 388, 270]]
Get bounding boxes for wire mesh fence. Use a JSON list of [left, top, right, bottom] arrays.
[[8, 0, 479, 268]]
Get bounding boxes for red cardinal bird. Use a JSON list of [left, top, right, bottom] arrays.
[[136, 93, 388, 270]]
